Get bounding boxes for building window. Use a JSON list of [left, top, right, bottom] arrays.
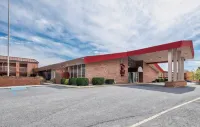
[[74, 65, 77, 78], [78, 65, 81, 77], [69, 64, 85, 78], [70, 66, 73, 78], [82, 64, 85, 77]]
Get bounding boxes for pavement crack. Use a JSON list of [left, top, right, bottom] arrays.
[[85, 115, 136, 127]]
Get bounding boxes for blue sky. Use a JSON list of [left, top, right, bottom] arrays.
[[0, 0, 200, 70]]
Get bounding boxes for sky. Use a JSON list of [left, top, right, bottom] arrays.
[[0, 0, 200, 71]]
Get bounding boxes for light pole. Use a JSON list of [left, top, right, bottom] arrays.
[[7, 0, 10, 76]]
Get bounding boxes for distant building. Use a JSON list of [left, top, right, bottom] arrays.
[[0, 55, 38, 77], [184, 71, 194, 81]]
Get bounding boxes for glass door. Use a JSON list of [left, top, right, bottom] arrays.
[[129, 72, 139, 83]]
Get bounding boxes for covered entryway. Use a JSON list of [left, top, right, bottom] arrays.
[[127, 40, 194, 87]]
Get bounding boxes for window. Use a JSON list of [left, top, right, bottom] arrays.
[[74, 65, 77, 78], [68, 64, 85, 78], [78, 65, 81, 77], [70, 66, 73, 78], [82, 64, 85, 77]]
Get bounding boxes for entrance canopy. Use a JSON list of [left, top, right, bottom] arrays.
[[84, 40, 194, 64]]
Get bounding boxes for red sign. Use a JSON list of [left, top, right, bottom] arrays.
[[120, 63, 125, 76]]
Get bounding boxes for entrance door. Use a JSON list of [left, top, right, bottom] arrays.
[[129, 72, 139, 83]]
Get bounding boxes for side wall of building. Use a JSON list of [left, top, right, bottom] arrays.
[[143, 62, 159, 83], [85, 57, 128, 84], [27, 63, 38, 76]]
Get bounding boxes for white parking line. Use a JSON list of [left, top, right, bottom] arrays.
[[129, 97, 200, 127]]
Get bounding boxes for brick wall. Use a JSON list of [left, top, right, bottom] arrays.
[[0, 77, 41, 87], [55, 69, 63, 84], [16, 62, 20, 77], [85, 57, 128, 84], [27, 63, 38, 76], [143, 62, 159, 83]]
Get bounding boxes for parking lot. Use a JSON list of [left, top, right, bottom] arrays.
[[1, 83, 200, 127]]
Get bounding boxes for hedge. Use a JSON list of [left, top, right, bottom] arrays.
[[64, 79, 69, 85], [105, 79, 114, 84], [69, 78, 77, 85], [76, 78, 89, 86], [61, 78, 66, 84], [153, 78, 167, 82], [92, 77, 105, 85], [160, 78, 164, 82], [155, 79, 159, 82]]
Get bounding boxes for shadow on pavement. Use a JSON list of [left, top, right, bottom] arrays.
[[46, 85, 69, 89], [118, 84, 196, 94]]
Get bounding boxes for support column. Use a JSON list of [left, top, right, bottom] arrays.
[[181, 57, 185, 80], [168, 49, 173, 82], [177, 51, 181, 81], [173, 49, 177, 81], [165, 50, 187, 87]]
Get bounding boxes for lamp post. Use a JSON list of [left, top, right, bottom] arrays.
[[7, 0, 10, 76]]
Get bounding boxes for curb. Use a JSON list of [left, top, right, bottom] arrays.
[[43, 83, 110, 88], [0, 84, 53, 89]]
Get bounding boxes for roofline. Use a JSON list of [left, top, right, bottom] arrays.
[[84, 40, 194, 64], [37, 57, 84, 71], [153, 63, 164, 73], [0, 55, 39, 63]]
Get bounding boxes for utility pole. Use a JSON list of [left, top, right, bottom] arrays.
[[7, 0, 10, 76]]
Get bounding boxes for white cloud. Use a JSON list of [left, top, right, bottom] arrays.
[[0, 0, 200, 69]]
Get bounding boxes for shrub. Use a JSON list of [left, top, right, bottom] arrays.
[[50, 78, 56, 83], [164, 78, 168, 82], [61, 78, 66, 84], [76, 78, 89, 86], [69, 78, 77, 85], [64, 79, 69, 85], [105, 79, 114, 84], [37, 76, 46, 83], [92, 77, 105, 85], [155, 79, 159, 82], [158, 78, 164, 82], [152, 79, 156, 83]]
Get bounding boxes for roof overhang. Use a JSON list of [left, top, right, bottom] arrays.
[[84, 40, 194, 64]]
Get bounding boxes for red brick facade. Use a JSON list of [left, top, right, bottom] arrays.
[[0, 55, 38, 77], [0, 77, 41, 87], [85, 57, 129, 84], [143, 62, 159, 83], [27, 63, 38, 76], [38, 57, 160, 84]]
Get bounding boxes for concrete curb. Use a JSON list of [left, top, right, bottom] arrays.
[[43, 83, 110, 88], [0, 84, 53, 89]]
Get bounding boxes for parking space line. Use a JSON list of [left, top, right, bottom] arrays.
[[129, 97, 200, 127]]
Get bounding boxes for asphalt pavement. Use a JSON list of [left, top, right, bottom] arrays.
[[0, 83, 200, 127]]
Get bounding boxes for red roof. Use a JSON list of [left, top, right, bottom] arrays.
[[154, 63, 164, 73], [84, 40, 194, 64]]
